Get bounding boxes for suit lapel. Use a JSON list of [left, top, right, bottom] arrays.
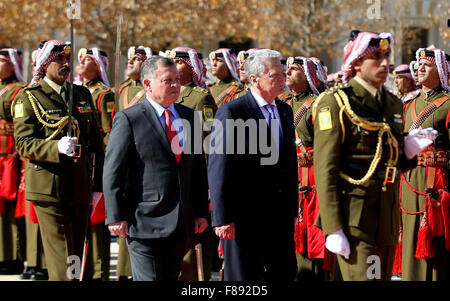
[[141, 100, 175, 160], [275, 98, 288, 143], [242, 91, 266, 121]]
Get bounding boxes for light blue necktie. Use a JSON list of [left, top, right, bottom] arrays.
[[265, 103, 282, 149]]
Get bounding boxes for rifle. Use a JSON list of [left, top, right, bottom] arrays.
[[114, 13, 123, 113], [67, 0, 88, 280]]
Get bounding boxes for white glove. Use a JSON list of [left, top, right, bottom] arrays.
[[325, 229, 351, 259], [57, 136, 77, 156], [404, 128, 438, 160]]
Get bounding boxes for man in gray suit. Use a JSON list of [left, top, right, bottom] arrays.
[[103, 56, 209, 281]]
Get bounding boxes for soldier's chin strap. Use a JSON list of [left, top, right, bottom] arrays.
[[333, 88, 399, 191]]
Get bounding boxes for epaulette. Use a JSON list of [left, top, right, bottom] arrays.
[[231, 80, 244, 88], [193, 86, 210, 95], [324, 82, 350, 95], [24, 83, 40, 90]]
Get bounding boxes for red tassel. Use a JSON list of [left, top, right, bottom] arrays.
[[294, 203, 307, 254], [415, 210, 436, 260], [428, 200, 444, 237], [392, 228, 402, 274], [440, 191, 450, 250], [294, 218, 307, 254], [14, 162, 26, 219]]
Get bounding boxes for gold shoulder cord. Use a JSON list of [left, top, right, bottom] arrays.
[[333, 89, 399, 191], [25, 90, 80, 141]]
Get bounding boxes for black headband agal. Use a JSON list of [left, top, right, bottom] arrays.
[[287, 57, 305, 67], [0, 50, 22, 56], [170, 51, 203, 60], [419, 49, 450, 61], [80, 48, 108, 57]]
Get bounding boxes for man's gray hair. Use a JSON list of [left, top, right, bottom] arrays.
[[244, 49, 282, 86], [140, 56, 175, 88]]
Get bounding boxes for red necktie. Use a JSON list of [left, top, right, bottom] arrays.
[[164, 109, 182, 163]]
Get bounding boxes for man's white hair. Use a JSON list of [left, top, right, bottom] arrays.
[[244, 49, 281, 86]]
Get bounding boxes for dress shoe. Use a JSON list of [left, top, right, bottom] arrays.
[[31, 269, 48, 281], [20, 268, 36, 280]]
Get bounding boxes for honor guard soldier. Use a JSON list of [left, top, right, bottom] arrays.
[[393, 64, 420, 104], [309, 57, 329, 93], [12, 40, 105, 281], [0, 47, 26, 275], [169, 47, 217, 124], [114, 45, 151, 281], [313, 31, 424, 281], [278, 56, 291, 101], [18, 49, 48, 281], [213, 49, 258, 107], [77, 47, 112, 281], [168, 46, 216, 281], [115, 46, 152, 112], [77, 47, 115, 145], [284, 56, 334, 280], [400, 48, 450, 281], [208, 48, 243, 107]]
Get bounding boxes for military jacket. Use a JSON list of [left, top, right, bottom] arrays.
[[214, 81, 245, 108], [313, 78, 406, 246], [177, 82, 217, 123], [208, 76, 242, 101], [83, 78, 115, 145], [286, 90, 317, 148], [1, 78, 25, 154], [12, 78, 105, 204], [116, 78, 145, 112], [0, 78, 25, 123], [400, 87, 450, 280]]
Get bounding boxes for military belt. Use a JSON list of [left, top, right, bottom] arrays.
[[345, 163, 388, 180], [417, 149, 448, 168], [0, 120, 14, 136]]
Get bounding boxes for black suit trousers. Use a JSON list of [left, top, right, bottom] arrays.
[[126, 217, 188, 281]]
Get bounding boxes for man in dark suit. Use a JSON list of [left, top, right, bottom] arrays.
[[103, 56, 209, 281], [208, 49, 298, 281]]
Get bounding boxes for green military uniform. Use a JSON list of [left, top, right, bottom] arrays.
[[313, 78, 406, 281], [83, 78, 112, 281], [279, 87, 292, 102], [12, 78, 105, 280], [286, 90, 331, 280], [212, 80, 245, 108], [114, 77, 146, 280], [116, 78, 146, 113], [0, 78, 26, 274], [83, 79, 115, 145], [401, 87, 450, 281], [208, 76, 241, 102], [176, 82, 217, 281], [286, 90, 317, 147], [235, 86, 249, 99], [24, 201, 46, 272]]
